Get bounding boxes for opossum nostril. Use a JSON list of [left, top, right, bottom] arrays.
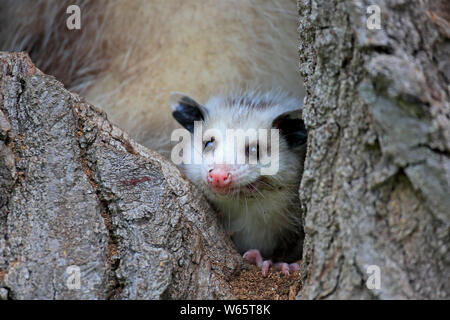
[[207, 168, 232, 188]]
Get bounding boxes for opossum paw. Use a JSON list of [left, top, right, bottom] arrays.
[[274, 262, 300, 275], [243, 249, 264, 266], [243, 249, 299, 277], [261, 260, 273, 277], [242, 249, 272, 277]]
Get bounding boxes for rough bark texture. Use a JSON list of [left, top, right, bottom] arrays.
[[0, 52, 241, 299], [297, 0, 449, 299]]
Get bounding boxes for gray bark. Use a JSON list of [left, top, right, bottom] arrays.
[[297, 0, 449, 299], [0, 52, 241, 299]]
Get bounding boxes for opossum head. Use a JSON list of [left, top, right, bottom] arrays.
[[170, 90, 307, 205]]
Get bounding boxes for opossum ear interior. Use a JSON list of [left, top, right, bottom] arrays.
[[170, 92, 207, 133], [272, 109, 307, 148]]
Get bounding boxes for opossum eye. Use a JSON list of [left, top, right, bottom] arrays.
[[204, 137, 215, 150], [245, 143, 260, 161]]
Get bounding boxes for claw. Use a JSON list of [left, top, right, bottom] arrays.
[[243, 249, 299, 277], [274, 262, 290, 275], [261, 260, 273, 277]]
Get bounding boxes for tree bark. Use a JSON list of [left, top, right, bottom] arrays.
[[0, 52, 241, 299], [297, 0, 449, 299]]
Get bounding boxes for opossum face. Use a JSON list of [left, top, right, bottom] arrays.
[[170, 92, 307, 203]]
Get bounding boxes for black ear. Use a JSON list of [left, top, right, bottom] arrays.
[[170, 92, 207, 133], [272, 109, 307, 148]]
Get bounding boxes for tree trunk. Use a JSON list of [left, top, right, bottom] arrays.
[[0, 52, 241, 299], [297, 0, 449, 299]]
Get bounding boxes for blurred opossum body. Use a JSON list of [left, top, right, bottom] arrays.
[[0, 0, 303, 156], [0, 0, 305, 274]]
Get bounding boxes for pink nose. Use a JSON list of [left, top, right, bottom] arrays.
[[207, 167, 232, 188]]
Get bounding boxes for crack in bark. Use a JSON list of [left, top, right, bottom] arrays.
[[71, 107, 123, 300]]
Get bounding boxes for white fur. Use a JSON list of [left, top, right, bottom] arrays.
[[181, 91, 304, 257]]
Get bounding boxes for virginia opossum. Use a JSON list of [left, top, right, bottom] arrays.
[[0, 0, 306, 275], [171, 90, 307, 275]]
